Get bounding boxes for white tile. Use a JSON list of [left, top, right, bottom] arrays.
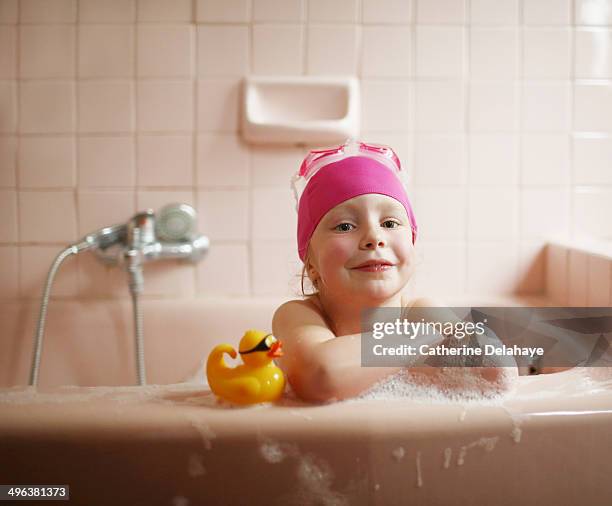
[[469, 83, 518, 131], [136, 190, 194, 211], [523, 0, 571, 25], [412, 187, 466, 240], [196, 243, 249, 295], [196, 134, 249, 187], [197, 190, 248, 241], [362, 26, 411, 77], [0, 0, 17, 23], [568, 249, 588, 306], [546, 243, 568, 304], [308, 0, 359, 23], [78, 25, 134, 78], [77, 190, 135, 235], [196, 0, 250, 22], [252, 240, 300, 296], [573, 135, 612, 184], [20, 0, 76, 23], [137, 135, 193, 187], [516, 241, 546, 294], [0, 189, 16, 241], [362, 0, 411, 24], [414, 134, 466, 185], [575, 28, 612, 79], [414, 81, 464, 132], [78, 136, 135, 188], [138, 25, 194, 78], [573, 187, 612, 239], [197, 79, 241, 132], [575, 0, 612, 26], [138, 0, 192, 22], [19, 25, 75, 79], [79, 0, 135, 22], [307, 24, 358, 75], [362, 80, 412, 131], [467, 241, 518, 295], [0, 246, 18, 299], [253, 0, 304, 21], [20, 245, 78, 298], [469, 134, 518, 185], [19, 136, 75, 188], [0, 27, 16, 79], [588, 254, 611, 305], [250, 146, 303, 187], [467, 187, 518, 240], [416, 26, 464, 78], [252, 24, 303, 75], [141, 261, 196, 297], [470, 28, 518, 80], [522, 82, 570, 131], [20, 81, 74, 134], [79, 81, 133, 133], [197, 25, 248, 77], [521, 134, 570, 185], [522, 28, 571, 79], [412, 240, 466, 296], [519, 188, 570, 240], [470, 0, 518, 25], [416, 0, 465, 24], [251, 187, 296, 240], [0, 82, 16, 133], [137, 81, 193, 132], [574, 82, 612, 131], [0, 136, 16, 186], [19, 190, 76, 242]]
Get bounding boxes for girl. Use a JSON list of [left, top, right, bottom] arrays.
[[272, 140, 517, 403]]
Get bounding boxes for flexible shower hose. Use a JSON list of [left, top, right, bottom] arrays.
[[127, 253, 147, 386], [30, 245, 148, 387], [29, 245, 78, 387]]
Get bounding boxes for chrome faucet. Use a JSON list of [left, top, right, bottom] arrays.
[[29, 203, 209, 387]]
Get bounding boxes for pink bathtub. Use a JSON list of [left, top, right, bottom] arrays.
[[1, 296, 612, 505]]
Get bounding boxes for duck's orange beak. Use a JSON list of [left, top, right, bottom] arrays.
[[267, 340, 283, 358]]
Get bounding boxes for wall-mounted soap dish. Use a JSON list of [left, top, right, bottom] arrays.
[[241, 76, 360, 145]]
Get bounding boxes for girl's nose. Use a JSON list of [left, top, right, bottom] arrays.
[[360, 228, 386, 249]]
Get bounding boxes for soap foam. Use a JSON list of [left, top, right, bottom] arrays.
[[259, 435, 348, 506], [187, 454, 206, 477], [349, 368, 517, 406]]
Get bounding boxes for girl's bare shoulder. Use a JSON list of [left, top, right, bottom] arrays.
[[273, 296, 326, 325], [404, 295, 445, 308]]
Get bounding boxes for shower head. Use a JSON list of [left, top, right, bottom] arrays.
[[155, 203, 197, 242], [73, 223, 127, 253]]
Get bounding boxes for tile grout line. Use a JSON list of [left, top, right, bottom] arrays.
[[464, 0, 470, 295], [15, 0, 21, 299], [192, 0, 199, 295]]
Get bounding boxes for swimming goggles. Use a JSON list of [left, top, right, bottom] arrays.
[[291, 139, 405, 207]]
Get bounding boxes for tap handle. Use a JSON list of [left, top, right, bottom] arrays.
[[128, 209, 156, 248]]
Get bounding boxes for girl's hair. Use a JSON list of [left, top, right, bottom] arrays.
[[300, 249, 319, 297]]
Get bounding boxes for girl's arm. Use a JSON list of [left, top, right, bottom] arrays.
[[272, 300, 404, 402]]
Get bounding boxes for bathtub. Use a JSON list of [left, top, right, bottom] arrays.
[[1, 296, 612, 505]]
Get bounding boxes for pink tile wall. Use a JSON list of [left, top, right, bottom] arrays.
[[1, 0, 612, 302]]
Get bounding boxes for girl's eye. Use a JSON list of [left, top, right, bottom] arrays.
[[334, 223, 355, 232], [382, 220, 400, 228]]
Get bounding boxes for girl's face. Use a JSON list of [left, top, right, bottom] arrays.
[[307, 193, 416, 303]]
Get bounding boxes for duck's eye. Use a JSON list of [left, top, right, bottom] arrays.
[[382, 220, 400, 228], [334, 223, 354, 232]]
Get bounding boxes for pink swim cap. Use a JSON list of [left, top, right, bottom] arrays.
[[296, 155, 418, 262]]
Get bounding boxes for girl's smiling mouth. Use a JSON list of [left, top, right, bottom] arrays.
[[351, 259, 395, 272]]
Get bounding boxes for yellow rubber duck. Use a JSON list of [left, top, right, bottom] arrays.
[[206, 330, 285, 405]]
